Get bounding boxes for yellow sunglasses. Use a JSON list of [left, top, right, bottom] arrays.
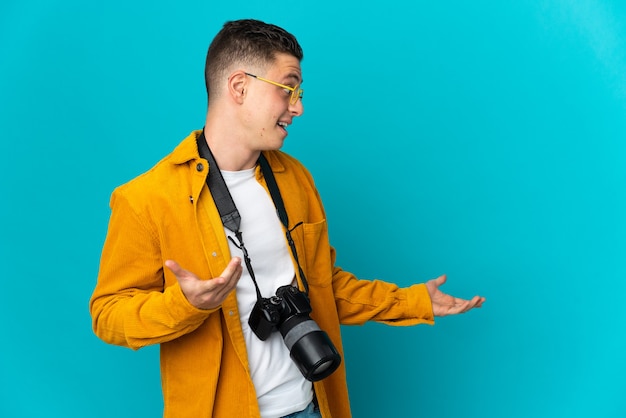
[[245, 72, 303, 105]]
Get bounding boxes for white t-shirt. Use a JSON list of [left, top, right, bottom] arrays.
[[221, 167, 313, 418]]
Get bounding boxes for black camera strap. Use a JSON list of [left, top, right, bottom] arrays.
[[257, 153, 310, 294], [196, 131, 309, 297], [197, 132, 263, 301]]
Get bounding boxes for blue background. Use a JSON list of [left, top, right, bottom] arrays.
[[1, 1, 625, 417]]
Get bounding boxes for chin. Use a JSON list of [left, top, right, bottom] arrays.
[[266, 138, 286, 151]]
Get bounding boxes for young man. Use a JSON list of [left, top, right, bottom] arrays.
[[90, 19, 485, 418]]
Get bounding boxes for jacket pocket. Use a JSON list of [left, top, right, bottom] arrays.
[[292, 219, 332, 288]]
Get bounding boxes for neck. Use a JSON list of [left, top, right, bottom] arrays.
[[202, 128, 260, 172]]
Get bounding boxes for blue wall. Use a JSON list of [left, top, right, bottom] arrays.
[[1, 1, 625, 417]]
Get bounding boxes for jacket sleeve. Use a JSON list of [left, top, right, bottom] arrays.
[[89, 189, 213, 350], [275, 151, 435, 327], [329, 247, 435, 326]]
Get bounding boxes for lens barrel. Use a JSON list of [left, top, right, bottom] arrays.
[[280, 316, 341, 381]]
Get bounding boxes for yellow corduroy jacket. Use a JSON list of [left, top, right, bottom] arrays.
[[90, 130, 435, 417]]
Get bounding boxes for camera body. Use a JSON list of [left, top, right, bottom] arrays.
[[249, 285, 311, 340], [248, 285, 341, 381]]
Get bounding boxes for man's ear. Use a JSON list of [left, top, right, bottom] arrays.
[[227, 71, 247, 104]]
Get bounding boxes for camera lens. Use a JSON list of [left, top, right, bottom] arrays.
[[313, 359, 334, 374], [280, 316, 341, 381]]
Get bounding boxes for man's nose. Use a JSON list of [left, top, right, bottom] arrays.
[[289, 99, 304, 117]]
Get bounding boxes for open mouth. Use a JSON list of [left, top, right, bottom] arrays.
[[277, 121, 288, 133]]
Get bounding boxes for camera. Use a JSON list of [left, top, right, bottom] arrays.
[[248, 285, 341, 381]]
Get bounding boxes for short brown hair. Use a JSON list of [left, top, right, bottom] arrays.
[[205, 19, 303, 101]]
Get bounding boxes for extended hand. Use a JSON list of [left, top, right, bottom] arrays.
[[165, 258, 243, 310], [425, 275, 485, 317]]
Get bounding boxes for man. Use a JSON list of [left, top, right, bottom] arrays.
[[90, 19, 485, 418]]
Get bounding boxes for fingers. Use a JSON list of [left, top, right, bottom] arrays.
[[165, 258, 241, 282], [426, 274, 486, 316], [472, 295, 486, 308], [454, 296, 482, 314], [431, 292, 486, 316], [165, 258, 242, 310], [164, 259, 188, 278], [454, 295, 486, 314], [425, 274, 447, 298], [434, 274, 447, 286], [207, 258, 242, 302], [220, 257, 243, 283]]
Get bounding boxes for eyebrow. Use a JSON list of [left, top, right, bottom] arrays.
[[284, 73, 303, 84]]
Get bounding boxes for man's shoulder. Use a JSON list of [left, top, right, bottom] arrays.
[[263, 150, 317, 190], [113, 130, 201, 196]]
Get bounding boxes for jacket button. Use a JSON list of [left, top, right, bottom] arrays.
[[196, 163, 204, 172]]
